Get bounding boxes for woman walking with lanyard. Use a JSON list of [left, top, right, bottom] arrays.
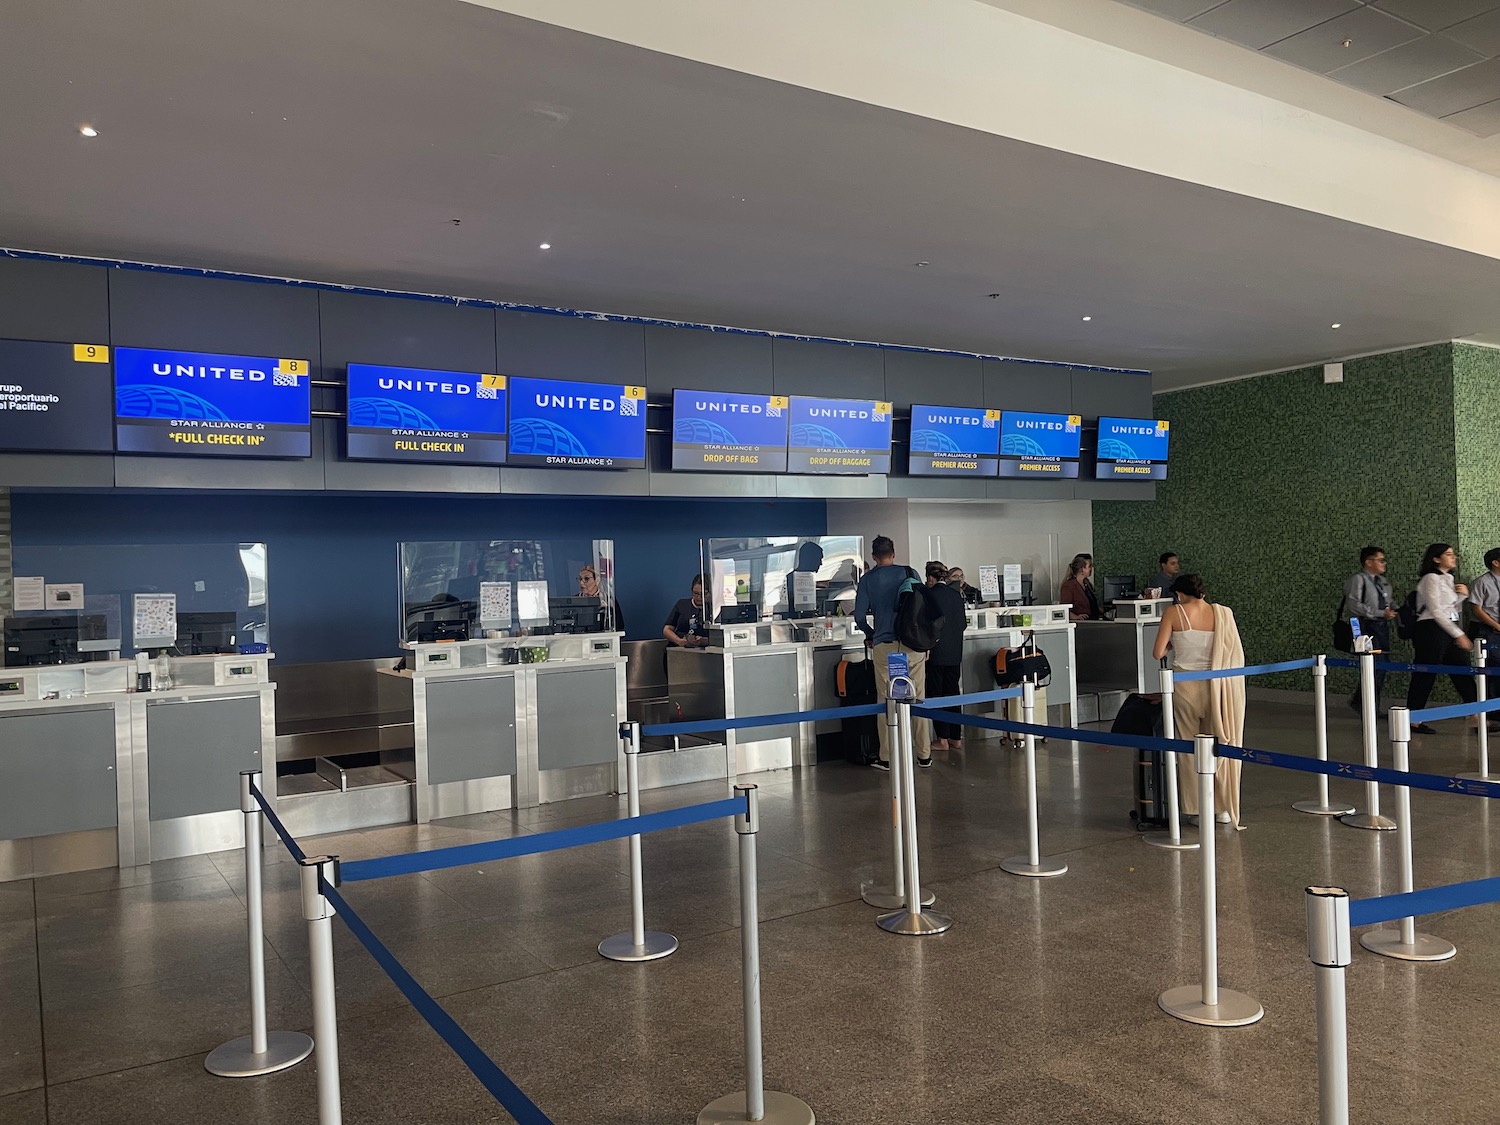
[[1406, 543, 1477, 735]]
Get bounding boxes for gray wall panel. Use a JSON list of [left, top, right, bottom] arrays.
[[776, 475, 886, 498], [1071, 370, 1154, 418], [0, 453, 115, 488], [985, 479, 1076, 500], [0, 259, 110, 343], [496, 310, 645, 384], [146, 695, 263, 821], [883, 351, 983, 411], [0, 708, 117, 839], [322, 459, 501, 493], [500, 465, 649, 496], [888, 476, 988, 499], [319, 292, 497, 376], [772, 339, 884, 399], [425, 675, 517, 783], [643, 325, 772, 393], [1074, 479, 1156, 500], [535, 666, 619, 769], [983, 360, 1074, 413], [108, 270, 321, 357]]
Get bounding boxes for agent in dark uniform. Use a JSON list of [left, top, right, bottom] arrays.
[[663, 574, 710, 648]]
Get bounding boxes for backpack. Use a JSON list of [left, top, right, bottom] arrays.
[[1395, 590, 1420, 641], [894, 568, 946, 652]]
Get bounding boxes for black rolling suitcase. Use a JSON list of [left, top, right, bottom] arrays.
[[836, 657, 880, 766], [1112, 693, 1167, 829]]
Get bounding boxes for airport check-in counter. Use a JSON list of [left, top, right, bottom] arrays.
[[380, 633, 626, 821], [0, 654, 277, 881], [1073, 599, 1175, 722], [958, 605, 1078, 725]]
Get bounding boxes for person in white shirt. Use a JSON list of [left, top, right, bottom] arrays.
[[1407, 542, 1477, 734]]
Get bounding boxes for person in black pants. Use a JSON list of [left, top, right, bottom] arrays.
[[1407, 542, 1477, 734], [923, 561, 968, 751]]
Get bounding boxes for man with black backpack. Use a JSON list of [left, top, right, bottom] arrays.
[[1343, 545, 1396, 715], [854, 535, 943, 770]]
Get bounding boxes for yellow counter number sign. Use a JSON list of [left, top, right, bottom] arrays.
[[73, 344, 109, 363], [481, 374, 506, 389], [277, 358, 309, 378]]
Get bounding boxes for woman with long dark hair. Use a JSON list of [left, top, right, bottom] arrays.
[[1407, 543, 1476, 734]]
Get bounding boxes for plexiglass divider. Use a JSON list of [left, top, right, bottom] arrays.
[[699, 536, 864, 626]]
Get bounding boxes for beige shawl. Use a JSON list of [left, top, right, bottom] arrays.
[[1208, 603, 1246, 746]]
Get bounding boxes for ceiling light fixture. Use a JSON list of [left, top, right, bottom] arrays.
[[1082, 316, 1092, 322], [78, 124, 98, 137], [914, 261, 930, 267], [538, 242, 552, 250], [1341, 38, 1352, 47], [1331, 323, 1342, 329]]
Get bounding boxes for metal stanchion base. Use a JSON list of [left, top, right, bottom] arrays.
[[204, 1030, 314, 1077], [1358, 930, 1456, 962], [698, 1089, 817, 1125], [1156, 986, 1264, 1027], [876, 908, 953, 935], [1293, 800, 1355, 816], [598, 931, 679, 962], [999, 855, 1068, 878], [1339, 812, 1396, 831], [1142, 832, 1199, 851], [1457, 771, 1499, 783], [860, 883, 932, 909]]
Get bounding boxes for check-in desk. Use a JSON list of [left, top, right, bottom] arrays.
[[0, 654, 277, 881], [382, 633, 626, 821], [957, 606, 1078, 725], [1074, 599, 1174, 722]]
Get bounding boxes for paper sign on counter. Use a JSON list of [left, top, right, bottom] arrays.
[[13, 577, 45, 611]]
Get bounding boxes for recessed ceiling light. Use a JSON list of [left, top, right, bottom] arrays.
[[914, 261, 930, 267], [1331, 323, 1342, 329], [1341, 38, 1353, 48], [1082, 316, 1092, 322], [78, 124, 98, 138], [538, 242, 552, 250]]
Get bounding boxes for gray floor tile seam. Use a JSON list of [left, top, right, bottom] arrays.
[[32, 940, 311, 1012]]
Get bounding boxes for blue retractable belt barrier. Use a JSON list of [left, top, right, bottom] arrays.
[[640, 703, 882, 738], [910, 706, 1194, 756], [250, 781, 307, 863], [322, 882, 554, 1125], [922, 686, 1022, 708], [1172, 657, 1320, 682], [1349, 875, 1500, 928], [1215, 742, 1500, 800], [1410, 697, 1500, 723], [1325, 656, 1499, 676], [340, 796, 748, 883]]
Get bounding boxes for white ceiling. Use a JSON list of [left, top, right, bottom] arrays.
[[3, 0, 1500, 391]]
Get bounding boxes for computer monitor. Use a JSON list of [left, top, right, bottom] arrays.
[[3, 616, 80, 667], [718, 604, 758, 625], [403, 596, 473, 643], [175, 611, 240, 655], [548, 596, 603, 634], [1004, 577, 1034, 606], [414, 619, 469, 644], [1103, 575, 1138, 604]]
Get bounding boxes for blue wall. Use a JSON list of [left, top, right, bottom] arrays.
[[11, 492, 826, 663]]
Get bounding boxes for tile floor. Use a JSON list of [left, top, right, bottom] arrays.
[[3, 700, 1499, 1124]]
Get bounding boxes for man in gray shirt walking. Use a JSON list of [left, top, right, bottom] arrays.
[[1467, 548, 1500, 671], [1345, 545, 1395, 715]]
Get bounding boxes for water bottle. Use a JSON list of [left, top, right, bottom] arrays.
[[155, 651, 173, 691]]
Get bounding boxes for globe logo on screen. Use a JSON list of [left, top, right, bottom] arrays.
[[1097, 438, 1141, 460], [349, 398, 439, 429], [675, 418, 739, 444], [911, 429, 961, 454], [511, 418, 589, 456], [791, 423, 847, 448], [116, 385, 231, 421], [1001, 434, 1048, 457]]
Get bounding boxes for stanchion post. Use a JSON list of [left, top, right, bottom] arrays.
[[1295, 656, 1354, 817], [1358, 708, 1455, 962], [1460, 640, 1492, 782], [697, 786, 815, 1125], [1145, 668, 1198, 851], [877, 686, 952, 936], [205, 770, 313, 1077], [600, 722, 679, 962], [300, 855, 343, 1125], [1157, 735, 1263, 1027], [861, 696, 932, 910], [1306, 887, 1352, 1125], [1340, 650, 1395, 831], [1000, 679, 1067, 878]]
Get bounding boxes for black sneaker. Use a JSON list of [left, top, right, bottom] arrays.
[[917, 755, 932, 769], [870, 759, 891, 771]]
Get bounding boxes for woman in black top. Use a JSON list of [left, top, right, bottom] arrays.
[[663, 574, 711, 648], [924, 561, 969, 750]]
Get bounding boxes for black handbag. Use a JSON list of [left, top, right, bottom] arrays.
[[994, 633, 1052, 687], [1331, 592, 1354, 653]]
